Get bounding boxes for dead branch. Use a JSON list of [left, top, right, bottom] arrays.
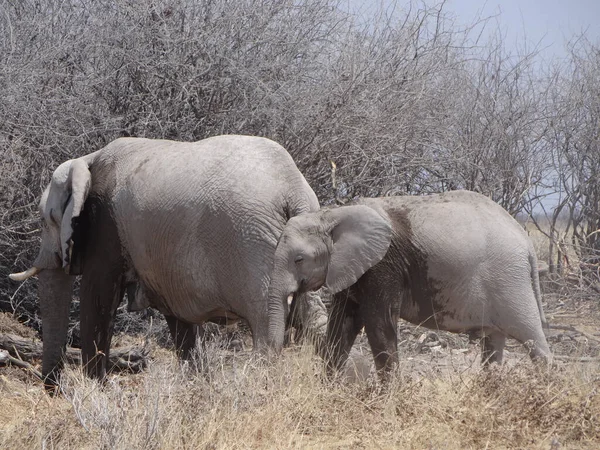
[[547, 324, 600, 343], [0, 333, 148, 374], [553, 355, 600, 363], [0, 349, 43, 380]]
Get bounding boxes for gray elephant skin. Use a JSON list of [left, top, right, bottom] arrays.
[[267, 190, 551, 375], [9, 135, 319, 388]]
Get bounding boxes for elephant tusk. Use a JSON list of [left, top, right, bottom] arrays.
[[9, 267, 42, 282]]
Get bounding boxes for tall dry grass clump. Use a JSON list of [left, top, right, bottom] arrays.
[[1, 338, 599, 449]]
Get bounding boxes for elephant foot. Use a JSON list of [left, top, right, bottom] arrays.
[[42, 369, 63, 396], [481, 333, 506, 366], [165, 315, 198, 360], [523, 339, 552, 365]]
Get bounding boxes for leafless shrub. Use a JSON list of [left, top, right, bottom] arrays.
[[1, 0, 599, 325], [522, 36, 600, 299]]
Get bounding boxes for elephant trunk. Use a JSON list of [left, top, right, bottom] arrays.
[[267, 262, 296, 352], [38, 269, 73, 391]]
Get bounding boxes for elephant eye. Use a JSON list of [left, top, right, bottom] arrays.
[[294, 255, 303, 264]]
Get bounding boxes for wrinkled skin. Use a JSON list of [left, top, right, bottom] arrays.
[[10, 135, 319, 389], [285, 289, 330, 354], [267, 191, 551, 377]]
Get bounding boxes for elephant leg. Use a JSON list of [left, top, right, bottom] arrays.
[[481, 332, 506, 366], [165, 315, 197, 360], [508, 321, 551, 364], [496, 291, 551, 364], [526, 337, 551, 363], [286, 291, 329, 352], [80, 270, 125, 380], [325, 292, 364, 376], [79, 198, 125, 380], [248, 311, 271, 354], [362, 296, 399, 376]]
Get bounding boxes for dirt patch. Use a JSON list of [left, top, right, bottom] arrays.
[[0, 364, 40, 385], [339, 294, 600, 382]]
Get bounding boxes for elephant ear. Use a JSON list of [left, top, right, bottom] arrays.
[[60, 159, 91, 274], [325, 205, 392, 293]]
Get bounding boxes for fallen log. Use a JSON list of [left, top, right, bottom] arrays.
[[0, 333, 148, 374], [0, 349, 43, 380]]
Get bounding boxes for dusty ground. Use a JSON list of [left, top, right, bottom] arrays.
[[336, 291, 600, 384], [0, 294, 599, 449]]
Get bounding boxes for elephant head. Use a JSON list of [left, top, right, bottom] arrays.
[[267, 205, 392, 351], [10, 158, 91, 387]]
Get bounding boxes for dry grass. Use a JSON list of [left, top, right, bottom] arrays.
[[0, 312, 37, 339], [523, 219, 573, 267], [1, 337, 599, 450]]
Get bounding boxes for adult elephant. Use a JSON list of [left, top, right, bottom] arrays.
[[9, 135, 319, 388], [267, 190, 551, 376]]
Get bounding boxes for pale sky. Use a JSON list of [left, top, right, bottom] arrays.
[[447, 0, 600, 61], [348, 0, 600, 62]]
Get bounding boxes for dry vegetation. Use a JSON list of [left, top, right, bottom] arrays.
[[1, 0, 600, 448], [2, 0, 599, 323], [1, 318, 599, 450]]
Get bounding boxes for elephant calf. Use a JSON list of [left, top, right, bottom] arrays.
[[267, 190, 551, 375]]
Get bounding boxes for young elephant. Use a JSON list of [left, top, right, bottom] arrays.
[[267, 191, 551, 375]]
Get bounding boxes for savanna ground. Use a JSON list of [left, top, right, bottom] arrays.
[[1, 284, 599, 450]]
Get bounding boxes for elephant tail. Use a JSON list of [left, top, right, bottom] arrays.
[[529, 248, 548, 328]]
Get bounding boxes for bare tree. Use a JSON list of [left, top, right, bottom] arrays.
[[2, 0, 599, 324], [541, 36, 600, 292]]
